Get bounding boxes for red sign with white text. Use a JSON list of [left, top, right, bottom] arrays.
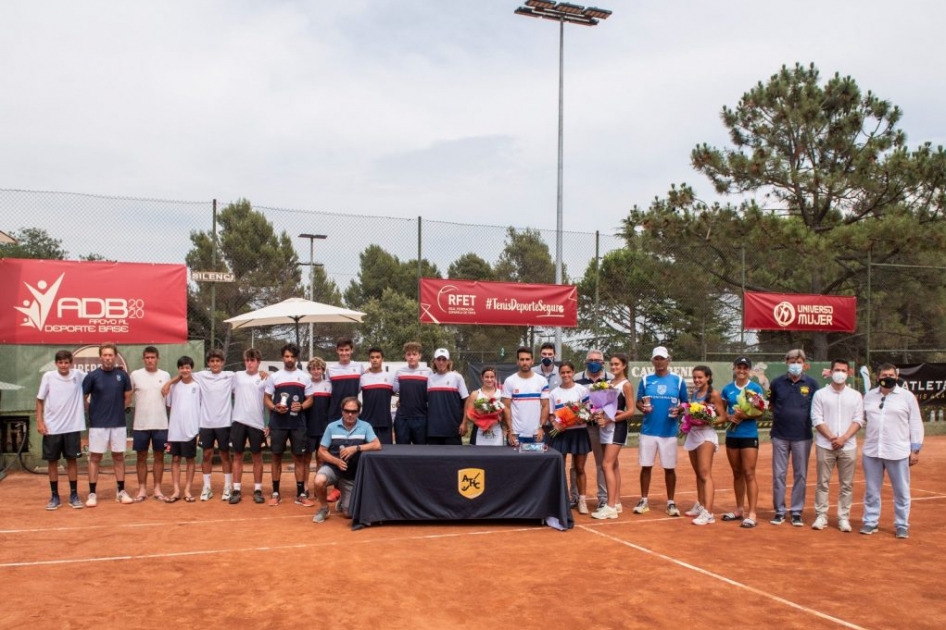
[[743, 291, 856, 332], [419, 278, 577, 327], [0, 259, 188, 344]]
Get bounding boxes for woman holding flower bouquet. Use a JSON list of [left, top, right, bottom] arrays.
[[548, 362, 593, 514], [591, 353, 635, 520], [720, 356, 766, 529], [683, 366, 727, 525], [463, 367, 507, 446]]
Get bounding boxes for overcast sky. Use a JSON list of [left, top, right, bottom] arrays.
[[3, 0, 945, 252]]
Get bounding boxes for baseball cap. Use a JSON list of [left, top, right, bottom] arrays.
[[651, 346, 669, 359], [733, 355, 752, 368], [433, 348, 450, 360]]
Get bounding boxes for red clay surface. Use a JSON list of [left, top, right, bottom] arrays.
[[2, 436, 945, 630]]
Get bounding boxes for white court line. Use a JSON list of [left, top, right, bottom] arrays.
[[0, 525, 541, 569], [578, 524, 869, 630], [0, 514, 312, 535]]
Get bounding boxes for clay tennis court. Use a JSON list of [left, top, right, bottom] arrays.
[[2, 435, 944, 630]]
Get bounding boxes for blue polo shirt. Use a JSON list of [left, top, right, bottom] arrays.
[[637, 372, 689, 438], [721, 380, 766, 439], [82, 367, 131, 428], [768, 373, 818, 441]]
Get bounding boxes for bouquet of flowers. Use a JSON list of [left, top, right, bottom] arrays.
[[735, 389, 766, 418], [469, 396, 505, 431], [550, 401, 594, 436], [588, 382, 620, 421], [677, 401, 717, 436]]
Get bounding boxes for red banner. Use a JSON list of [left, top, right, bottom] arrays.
[[743, 291, 856, 332], [419, 278, 577, 327], [0, 259, 187, 344]]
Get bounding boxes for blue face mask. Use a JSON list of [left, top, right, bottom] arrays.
[[541, 357, 553, 367], [787, 363, 803, 377], [586, 361, 602, 373]]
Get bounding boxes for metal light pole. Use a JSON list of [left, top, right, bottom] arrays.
[[515, 1, 611, 357], [299, 233, 327, 359]]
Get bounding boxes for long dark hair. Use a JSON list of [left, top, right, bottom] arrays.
[[693, 365, 714, 398]]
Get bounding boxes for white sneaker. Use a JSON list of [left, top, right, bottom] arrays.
[[692, 509, 715, 526], [812, 515, 828, 530], [838, 520, 852, 533], [632, 498, 649, 514], [591, 505, 618, 520], [577, 497, 589, 515], [614, 502, 623, 513], [85, 492, 98, 508], [221, 485, 232, 501], [685, 502, 703, 517], [116, 490, 134, 504], [200, 487, 213, 501], [666, 502, 681, 517]]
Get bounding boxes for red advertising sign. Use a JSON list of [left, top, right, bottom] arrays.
[[0, 259, 188, 344], [419, 278, 577, 327], [743, 291, 857, 332]]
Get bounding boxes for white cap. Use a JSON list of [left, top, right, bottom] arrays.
[[651, 346, 670, 359], [433, 348, 450, 360]]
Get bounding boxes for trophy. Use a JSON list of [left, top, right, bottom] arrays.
[[279, 392, 289, 412]]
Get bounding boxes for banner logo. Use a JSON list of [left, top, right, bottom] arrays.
[[420, 278, 577, 328], [14, 273, 65, 330], [458, 468, 484, 499], [773, 301, 796, 327]]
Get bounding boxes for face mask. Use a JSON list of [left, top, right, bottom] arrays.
[[586, 361, 602, 374], [787, 363, 803, 377], [541, 357, 553, 367], [878, 376, 898, 389], [831, 371, 848, 385]]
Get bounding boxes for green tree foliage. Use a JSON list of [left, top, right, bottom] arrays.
[[344, 245, 441, 308], [494, 227, 559, 349], [359, 287, 452, 358], [0, 227, 67, 259]]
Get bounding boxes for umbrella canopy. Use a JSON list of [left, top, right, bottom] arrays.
[[224, 297, 364, 346], [0, 230, 17, 244]]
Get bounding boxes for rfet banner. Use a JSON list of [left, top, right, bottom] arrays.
[[0, 259, 187, 344], [743, 291, 856, 332], [419, 278, 577, 327]]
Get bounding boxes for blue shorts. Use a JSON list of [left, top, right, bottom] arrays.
[[133, 429, 168, 453], [199, 427, 231, 451]]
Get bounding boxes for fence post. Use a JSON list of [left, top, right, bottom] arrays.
[[211, 198, 217, 350], [417, 216, 422, 301]]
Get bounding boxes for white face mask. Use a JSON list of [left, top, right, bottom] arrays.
[[831, 371, 848, 385], [787, 363, 803, 377]]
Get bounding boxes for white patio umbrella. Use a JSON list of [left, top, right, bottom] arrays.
[[224, 297, 365, 347]]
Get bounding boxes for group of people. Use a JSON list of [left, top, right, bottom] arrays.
[[35, 340, 925, 536]]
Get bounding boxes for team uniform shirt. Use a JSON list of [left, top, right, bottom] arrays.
[[231, 371, 267, 430], [550, 384, 590, 431], [320, 418, 377, 479], [327, 362, 364, 421], [83, 367, 132, 429], [862, 385, 924, 460], [811, 385, 864, 451], [768, 373, 819, 441], [167, 381, 201, 442], [306, 379, 332, 437], [360, 370, 395, 429], [192, 371, 235, 429], [427, 371, 470, 437], [393, 365, 430, 418], [265, 368, 315, 431], [502, 372, 549, 437], [721, 380, 766, 439], [532, 365, 563, 392], [637, 372, 689, 438], [37, 369, 86, 435], [131, 368, 170, 431]]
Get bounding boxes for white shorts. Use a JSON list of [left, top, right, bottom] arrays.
[[684, 425, 719, 452], [638, 435, 678, 468], [88, 427, 128, 454]]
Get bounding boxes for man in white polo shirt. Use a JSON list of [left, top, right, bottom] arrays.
[[131, 346, 170, 501], [36, 350, 87, 510], [502, 346, 549, 446]]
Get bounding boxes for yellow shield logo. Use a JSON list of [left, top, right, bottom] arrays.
[[458, 468, 485, 499]]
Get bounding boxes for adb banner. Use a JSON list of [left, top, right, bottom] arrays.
[[419, 278, 577, 327], [743, 291, 857, 333], [0, 258, 188, 344]]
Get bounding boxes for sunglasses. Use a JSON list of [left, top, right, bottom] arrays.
[[879, 396, 886, 410], [342, 408, 359, 414]]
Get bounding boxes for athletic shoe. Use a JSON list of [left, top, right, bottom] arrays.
[[268, 492, 281, 507], [295, 494, 315, 507], [684, 502, 703, 517], [85, 492, 98, 508], [632, 499, 649, 514], [313, 506, 330, 523], [666, 502, 681, 517], [577, 497, 589, 515], [228, 489, 242, 505], [591, 505, 618, 520], [200, 487, 213, 501], [770, 514, 785, 526], [46, 495, 61, 511], [116, 490, 135, 504], [895, 526, 909, 539], [692, 509, 715, 526], [68, 494, 84, 509], [253, 489, 265, 504], [838, 520, 852, 533], [791, 513, 804, 527], [859, 524, 879, 535], [811, 515, 828, 530], [327, 488, 341, 502], [221, 485, 232, 501], [615, 502, 623, 513]]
